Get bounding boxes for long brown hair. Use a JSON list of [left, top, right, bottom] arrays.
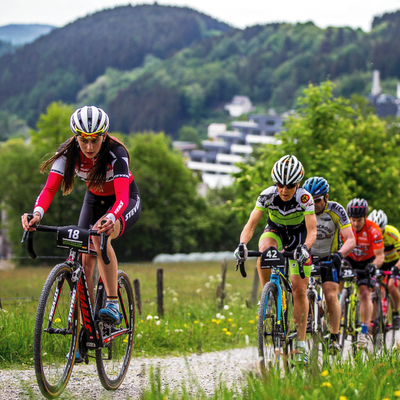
[[40, 135, 131, 195]]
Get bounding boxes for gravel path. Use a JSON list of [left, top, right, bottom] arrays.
[[0, 347, 260, 399]]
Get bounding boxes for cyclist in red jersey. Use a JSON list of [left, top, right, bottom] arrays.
[[344, 198, 384, 349], [21, 106, 141, 331]]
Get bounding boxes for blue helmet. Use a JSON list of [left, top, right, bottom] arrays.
[[303, 176, 329, 197]]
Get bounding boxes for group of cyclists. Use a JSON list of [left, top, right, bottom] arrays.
[[234, 154, 400, 364]]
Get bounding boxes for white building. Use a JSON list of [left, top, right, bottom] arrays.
[[224, 96, 255, 117], [187, 114, 283, 189]]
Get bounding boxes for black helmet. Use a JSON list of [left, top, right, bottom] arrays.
[[346, 198, 368, 218]]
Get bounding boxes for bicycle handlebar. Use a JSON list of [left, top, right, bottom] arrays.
[[21, 215, 110, 265]]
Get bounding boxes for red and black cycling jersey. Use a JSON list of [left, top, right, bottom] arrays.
[[34, 137, 139, 222]]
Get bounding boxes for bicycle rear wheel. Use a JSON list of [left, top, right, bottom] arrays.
[[258, 282, 281, 371], [96, 270, 135, 390], [33, 263, 79, 399], [384, 295, 395, 351], [339, 288, 349, 353]]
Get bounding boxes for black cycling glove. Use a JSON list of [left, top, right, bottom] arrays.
[[331, 252, 343, 269]]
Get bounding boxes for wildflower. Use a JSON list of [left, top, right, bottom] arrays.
[[394, 391, 400, 397], [226, 331, 232, 336], [339, 396, 347, 400], [228, 318, 233, 323], [184, 324, 187, 328], [321, 382, 332, 388], [154, 316, 159, 320], [146, 315, 153, 320], [321, 370, 329, 377], [224, 305, 229, 310], [205, 282, 210, 288], [208, 275, 214, 281], [173, 297, 178, 302], [231, 324, 236, 327], [222, 328, 228, 332], [194, 320, 199, 324], [187, 313, 191, 316], [216, 313, 221, 318], [229, 312, 233, 316], [249, 320, 255, 324], [136, 334, 142, 339], [212, 319, 217, 323], [245, 335, 249, 345], [220, 315, 226, 320], [196, 288, 201, 293], [54, 318, 61, 323], [156, 321, 161, 326]]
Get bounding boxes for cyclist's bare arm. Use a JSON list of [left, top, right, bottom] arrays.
[[304, 213, 317, 250], [339, 225, 356, 257], [239, 208, 264, 245], [374, 247, 385, 268]]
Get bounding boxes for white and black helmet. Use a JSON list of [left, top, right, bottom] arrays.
[[368, 209, 388, 231], [271, 155, 304, 186], [70, 106, 109, 138]]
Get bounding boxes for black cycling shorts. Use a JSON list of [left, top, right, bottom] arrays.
[[311, 256, 341, 284], [259, 225, 307, 252], [345, 256, 375, 288], [78, 182, 141, 238]]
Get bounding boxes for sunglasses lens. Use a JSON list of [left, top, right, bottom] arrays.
[[277, 182, 296, 189]]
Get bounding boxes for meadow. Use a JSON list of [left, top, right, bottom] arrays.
[[0, 259, 260, 367]]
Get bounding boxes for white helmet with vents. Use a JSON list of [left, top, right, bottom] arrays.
[[271, 155, 304, 186], [70, 106, 109, 139], [367, 209, 388, 231]]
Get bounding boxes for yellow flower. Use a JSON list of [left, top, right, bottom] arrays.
[[231, 324, 236, 327], [382, 398, 390, 400], [212, 319, 217, 323], [394, 391, 400, 397], [321, 370, 329, 377], [54, 318, 61, 323], [184, 324, 187, 328], [222, 328, 228, 331], [226, 331, 232, 336], [215, 320, 221, 325], [249, 320, 255, 324], [339, 396, 347, 400], [349, 383, 354, 388], [228, 318, 233, 323], [256, 316, 259, 319], [321, 382, 332, 388], [194, 321, 199, 324], [187, 313, 191, 316]]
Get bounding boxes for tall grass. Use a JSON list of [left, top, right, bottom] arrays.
[[139, 350, 400, 400], [0, 260, 260, 367]]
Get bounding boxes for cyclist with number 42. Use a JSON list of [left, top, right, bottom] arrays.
[[367, 209, 400, 330], [302, 177, 355, 354], [234, 155, 317, 364], [344, 198, 385, 349], [21, 106, 141, 339]]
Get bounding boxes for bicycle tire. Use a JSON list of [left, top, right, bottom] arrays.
[[339, 288, 349, 353], [372, 288, 385, 351], [96, 270, 135, 390], [352, 298, 361, 356], [33, 263, 79, 399], [385, 294, 395, 350], [258, 282, 280, 371], [306, 291, 320, 359]]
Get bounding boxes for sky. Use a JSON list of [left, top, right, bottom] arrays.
[[0, 0, 400, 31]]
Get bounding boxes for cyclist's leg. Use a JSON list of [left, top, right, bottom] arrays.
[[358, 282, 373, 325], [321, 262, 341, 336]]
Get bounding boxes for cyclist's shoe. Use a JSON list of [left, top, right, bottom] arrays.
[[66, 349, 84, 364], [294, 344, 308, 365], [393, 314, 400, 330], [357, 333, 371, 350], [99, 303, 123, 325], [328, 340, 342, 355]]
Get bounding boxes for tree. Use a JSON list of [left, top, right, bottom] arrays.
[[232, 80, 400, 228]]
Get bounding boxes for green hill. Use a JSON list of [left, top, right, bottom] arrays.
[[0, 4, 232, 126], [1, 6, 400, 136], [0, 24, 55, 45]]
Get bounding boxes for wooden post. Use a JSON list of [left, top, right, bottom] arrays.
[[157, 268, 164, 318], [251, 267, 259, 305], [216, 259, 227, 309], [133, 278, 142, 317]]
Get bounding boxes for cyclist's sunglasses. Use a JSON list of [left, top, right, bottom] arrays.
[[75, 126, 106, 139], [313, 196, 325, 203], [276, 182, 297, 189]]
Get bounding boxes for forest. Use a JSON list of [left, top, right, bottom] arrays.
[[1, 5, 400, 138]]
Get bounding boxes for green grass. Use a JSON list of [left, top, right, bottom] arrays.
[[0, 260, 260, 367], [139, 351, 400, 400]]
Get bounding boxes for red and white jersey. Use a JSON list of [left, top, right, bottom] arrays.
[[34, 138, 136, 222]]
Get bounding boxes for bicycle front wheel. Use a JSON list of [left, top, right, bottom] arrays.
[[96, 270, 135, 390], [258, 282, 280, 371], [33, 263, 79, 399]]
